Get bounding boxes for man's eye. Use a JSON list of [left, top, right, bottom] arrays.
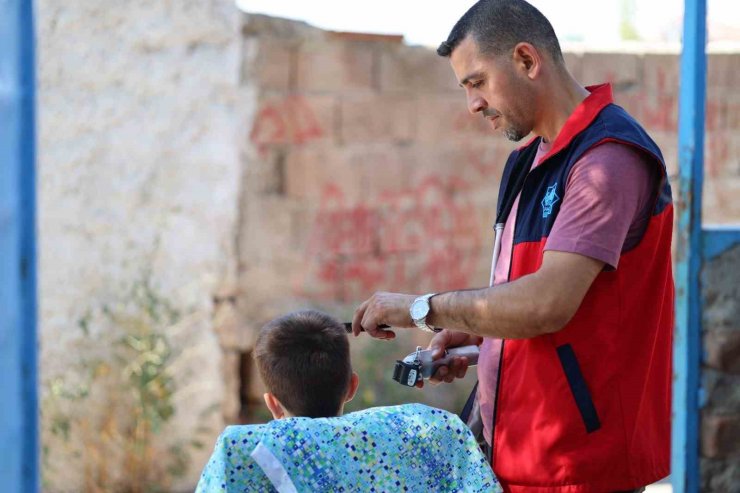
[[471, 81, 483, 89]]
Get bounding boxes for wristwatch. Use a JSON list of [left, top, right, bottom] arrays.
[[410, 293, 442, 333]]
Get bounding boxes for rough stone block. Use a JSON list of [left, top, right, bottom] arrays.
[[416, 95, 487, 143], [284, 146, 363, 202], [701, 413, 740, 458], [581, 52, 641, 91], [720, 96, 740, 130], [704, 330, 740, 373], [351, 144, 414, 199], [221, 350, 242, 424], [339, 95, 416, 144], [707, 53, 740, 90], [212, 284, 243, 350], [621, 89, 678, 133], [250, 93, 336, 150], [240, 197, 291, 264], [701, 457, 740, 492], [242, 37, 294, 91], [703, 244, 740, 331], [296, 39, 375, 94], [379, 45, 459, 93], [562, 52, 583, 81], [702, 369, 740, 413], [641, 54, 680, 95]]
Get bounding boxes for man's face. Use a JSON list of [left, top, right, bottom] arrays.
[[450, 36, 535, 142]]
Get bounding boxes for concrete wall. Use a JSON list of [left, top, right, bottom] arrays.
[[37, 1, 249, 490], [37, 7, 739, 491]]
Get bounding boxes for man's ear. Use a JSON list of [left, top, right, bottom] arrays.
[[263, 392, 286, 420], [344, 372, 360, 404], [512, 42, 541, 79]]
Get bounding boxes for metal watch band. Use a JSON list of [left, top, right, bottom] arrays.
[[412, 293, 441, 333]]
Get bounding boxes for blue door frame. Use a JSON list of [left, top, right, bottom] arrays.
[[672, 0, 740, 491], [0, 0, 39, 492]]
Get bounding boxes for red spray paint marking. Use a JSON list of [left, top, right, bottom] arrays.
[[250, 96, 324, 155], [296, 176, 484, 301]]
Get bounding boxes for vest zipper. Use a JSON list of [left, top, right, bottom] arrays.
[[489, 163, 532, 466], [489, 339, 505, 466]]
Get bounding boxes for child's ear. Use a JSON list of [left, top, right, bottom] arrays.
[[263, 393, 286, 420], [344, 372, 360, 404]]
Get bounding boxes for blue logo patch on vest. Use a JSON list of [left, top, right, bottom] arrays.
[[541, 183, 560, 218]]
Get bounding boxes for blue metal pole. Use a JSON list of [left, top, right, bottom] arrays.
[[0, 0, 39, 492], [672, 0, 706, 490]]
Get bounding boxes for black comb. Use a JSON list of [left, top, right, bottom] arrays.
[[343, 322, 390, 333]]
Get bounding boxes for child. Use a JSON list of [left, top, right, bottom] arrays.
[[196, 310, 499, 493], [254, 310, 360, 420]]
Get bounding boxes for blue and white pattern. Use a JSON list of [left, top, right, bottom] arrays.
[[196, 403, 500, 493], [541, 182, 560, 218]]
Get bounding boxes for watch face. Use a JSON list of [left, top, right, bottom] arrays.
[[411, 299, 429, 320]]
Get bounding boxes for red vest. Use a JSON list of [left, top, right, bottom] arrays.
[[492, 85, 674, 492]]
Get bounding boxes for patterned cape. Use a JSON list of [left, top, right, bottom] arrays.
[[196, 403, 501, 492]]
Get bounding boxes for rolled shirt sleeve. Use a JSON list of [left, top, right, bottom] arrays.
[[543, 142, 659, 270]]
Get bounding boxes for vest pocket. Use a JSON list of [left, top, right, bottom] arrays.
[[556, 344, 602, 433]]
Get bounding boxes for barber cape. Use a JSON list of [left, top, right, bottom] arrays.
[[196, 403, 500, 493]]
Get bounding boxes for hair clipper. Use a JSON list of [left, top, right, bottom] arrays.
[[392, 345, 479, 387]]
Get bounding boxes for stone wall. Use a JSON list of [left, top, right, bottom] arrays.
[[702, 244, 740, 491]]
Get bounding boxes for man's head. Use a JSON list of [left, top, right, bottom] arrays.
[[254, 310, 359, 419], [438, 0, 565, 141]]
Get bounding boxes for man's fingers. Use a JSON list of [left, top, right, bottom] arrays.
[[432, 345, 447, 360], [426, 330, 451, 355], [352, 300, 369, 337], [449, 357, 469, 378], [427, 356, 471, 386], [372, 328, 396, 340], [359, 296, 396, 340], [429, 365, 449, 385]]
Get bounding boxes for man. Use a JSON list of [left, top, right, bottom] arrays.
[[196, 310, 499, 492], [351, 1, 674, 491]]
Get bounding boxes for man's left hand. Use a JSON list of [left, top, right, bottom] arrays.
[[351, 292, 417, 339]]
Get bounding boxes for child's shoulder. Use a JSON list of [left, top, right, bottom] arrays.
[[217, 422, 266, 449], [347, 402, 461, 421], [340, 403, 466, 436]]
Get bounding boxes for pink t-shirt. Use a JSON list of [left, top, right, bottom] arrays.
[[479, 139, 659, 445]]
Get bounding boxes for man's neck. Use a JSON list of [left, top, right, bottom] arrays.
[[534, 70, 590, 143]]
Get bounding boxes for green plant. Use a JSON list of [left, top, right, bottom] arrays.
[[42, 277, 216, 493]]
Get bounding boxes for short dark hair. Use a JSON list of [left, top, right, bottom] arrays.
[[254, 310, 351, 418], [437, 0, 564, 64]]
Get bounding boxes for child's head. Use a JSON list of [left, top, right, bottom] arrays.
[[254, 310, 359, 419]]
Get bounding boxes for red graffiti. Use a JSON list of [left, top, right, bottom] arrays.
[[462, 145, 507, 178], [296, 176, 485, 302], [250, 96, 324, 154], [612, 67, 726, 134]]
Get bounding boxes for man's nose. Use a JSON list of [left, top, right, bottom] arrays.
[[468, 95, 487, 115]]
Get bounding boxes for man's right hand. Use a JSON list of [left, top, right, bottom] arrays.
[[419, 329, 483, 387]]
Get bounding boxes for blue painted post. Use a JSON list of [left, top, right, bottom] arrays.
[[0, 0, 39, 492], [672, 0, 706, 490]]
